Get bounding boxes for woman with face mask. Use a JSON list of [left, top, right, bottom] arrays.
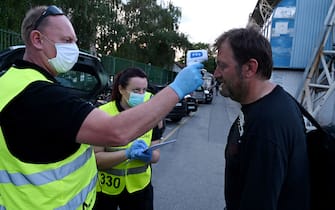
[[93, 67, 161, 210]]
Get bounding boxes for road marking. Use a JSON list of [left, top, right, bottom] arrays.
[[161, 114, 193, 142]]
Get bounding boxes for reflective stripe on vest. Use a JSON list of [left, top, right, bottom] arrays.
[[55, 174, 97, 210], [102, 164, 149, 176], [105, 147, 124, 152], [0, 147, 93, 186], [103, 147, 149, 175]]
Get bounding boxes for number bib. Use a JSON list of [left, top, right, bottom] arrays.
[[96, 164, 151, 195], [97, 171, 125, 195]]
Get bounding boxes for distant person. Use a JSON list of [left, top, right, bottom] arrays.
[[0, 5, 203, 209], [93, 68, 161, 210], [213, 28, 309, 210]]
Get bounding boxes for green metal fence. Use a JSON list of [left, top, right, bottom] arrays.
[[0, 29, 23, 50], [101, 56, 174, 85], [0, 29, 175, 85]]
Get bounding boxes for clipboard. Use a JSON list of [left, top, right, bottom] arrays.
[[146, 139, 177, 151]]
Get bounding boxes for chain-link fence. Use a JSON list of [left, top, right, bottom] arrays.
[[0, 29, 175, 85]]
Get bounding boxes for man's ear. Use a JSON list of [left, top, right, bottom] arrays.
[[243, 58, 258, 78], [30, 30, 43, 49]]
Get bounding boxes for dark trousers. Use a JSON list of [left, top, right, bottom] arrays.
[[93, 183, 154, 210]]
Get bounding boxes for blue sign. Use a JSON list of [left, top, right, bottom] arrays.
[[190, 52, 203, 58]]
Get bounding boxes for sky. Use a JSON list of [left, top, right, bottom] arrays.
[[169, 0, 259, 44]]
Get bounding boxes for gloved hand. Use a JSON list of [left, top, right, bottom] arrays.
[[125, 140, 152, 163], [134, 149, 152, 163], [169, 62, 204, 99]]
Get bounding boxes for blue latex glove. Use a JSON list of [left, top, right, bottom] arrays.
[[134, 149, 152, 163], [169, 62, 204, 99], [126, 140, 152, 163]]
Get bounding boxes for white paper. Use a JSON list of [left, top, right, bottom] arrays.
[[146, 139, 177, 151]]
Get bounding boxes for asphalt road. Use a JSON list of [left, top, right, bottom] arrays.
[[151, 95, 241, 210]]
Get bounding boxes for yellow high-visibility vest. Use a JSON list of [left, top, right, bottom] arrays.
[[97, 96, 153, 195], [0, 67, 97, 209]]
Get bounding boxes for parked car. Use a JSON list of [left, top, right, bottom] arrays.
[[0, 45, 110, 105], [191, 85, 213, 104], [148, 83, 197, 122], [147, 83, 166, 95], [184, 94, 198, 114], [167, 99, 188, 122], [146, 83, 167, 134], [204, 88, 213, 104], [192, 86, 206, 103], [202, 69, 214, 104]]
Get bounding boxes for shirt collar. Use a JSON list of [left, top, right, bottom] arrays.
[[13, 59, 58, 83]]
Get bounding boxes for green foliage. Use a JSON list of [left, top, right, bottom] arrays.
[[1, 0, 215, 70], [117, 0, 191, 68], [58, 0, 99, 51], [0, 0, 37, 33]]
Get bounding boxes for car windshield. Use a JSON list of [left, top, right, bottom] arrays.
[[56, 71, 98, 91]]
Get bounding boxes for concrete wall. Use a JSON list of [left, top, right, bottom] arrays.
[[270, 69, 303, 97]]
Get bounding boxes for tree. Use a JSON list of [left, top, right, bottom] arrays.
[[1, 0, 200, 69], [117, 0, 191, 68], [0, 0, 41, 33], [58, 0, 99, 52], [94, 0, 127, 56]]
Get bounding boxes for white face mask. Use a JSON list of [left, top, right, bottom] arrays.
[[48, 43, 79, 73]]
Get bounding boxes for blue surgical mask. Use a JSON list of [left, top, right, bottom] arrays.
[[127, 92, 145, 107]]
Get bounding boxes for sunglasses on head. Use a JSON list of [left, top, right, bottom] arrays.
[[33, 5, 64, 30]]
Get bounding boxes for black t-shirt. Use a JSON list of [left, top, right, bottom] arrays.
[[1, 60, 95, 163], [224, 86, 310, 210]]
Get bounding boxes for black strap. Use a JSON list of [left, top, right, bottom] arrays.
[[289, 94, 322, 130], [295, 101, 322, 130]]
